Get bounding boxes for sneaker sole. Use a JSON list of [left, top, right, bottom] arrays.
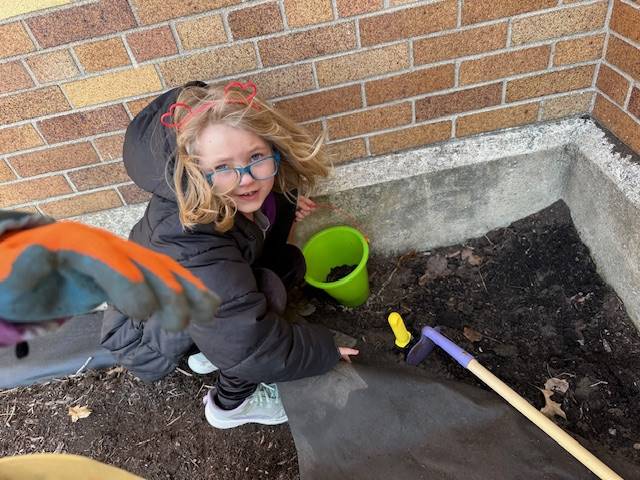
[[187, 356, 219, 375]]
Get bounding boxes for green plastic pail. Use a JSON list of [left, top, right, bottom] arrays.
[[302, 226, 370, 307]]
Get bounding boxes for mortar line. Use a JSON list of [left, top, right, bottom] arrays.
[[121, 35, 139, 69], [168, 22, 184, 54], [20, 19, 41, 50], [272, 60, 598, 104], [456, 0, 462, 28], [360, 83, 367, 107], [354, 17, 362, 49], [126, 0, 143, 27], [609, 30, 640, 50], [20, 58, 39, 87], [548, 43, 556, 69], [619, 0, 640, 7], [9, 183, 136, 211], [318, 87, 594, 144], [221, 9, 234, 42], [67, 46, 86, 77], [114, 186, 127, 205], [4, 157, 22, 180], [408, 36, 414, 68], [506, 19, 513, 48], [600, 60, 638, 87], [454, 60, 460, 88], [276, 0, 289, 30], [0, 0, 96, 23], [311, 61, 320, 89], [253, 41, 264, 69], [623, 83, 633, 110], [3, 129, 127, 161], [330, 0, 339, 22]]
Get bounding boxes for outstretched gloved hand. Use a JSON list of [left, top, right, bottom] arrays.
[[0, 211, 219, 347]]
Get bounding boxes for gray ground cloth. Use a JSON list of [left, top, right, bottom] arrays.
[[0, 313, 115, 388], [279, 362, 637, 480]]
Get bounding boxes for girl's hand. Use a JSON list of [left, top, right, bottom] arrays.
[[338, 347, 359, 363], [295, 195, 317, 222]]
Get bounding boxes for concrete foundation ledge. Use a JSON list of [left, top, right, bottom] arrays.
[[75, 118, 640, 327]]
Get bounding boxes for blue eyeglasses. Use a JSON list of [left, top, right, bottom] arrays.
[[205, 151, 281, 192]]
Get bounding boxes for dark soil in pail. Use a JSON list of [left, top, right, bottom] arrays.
[[1, 200, 639, 479], [325, 264, 357, 283]]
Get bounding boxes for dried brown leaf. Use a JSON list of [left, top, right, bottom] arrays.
[[544, 377, 569, 394], [68, 405, 92, 423], [539, 389, 566, 420], [463, 326, 483, 343], [461, 247, 483, 266], [106, 366, 124, 375]]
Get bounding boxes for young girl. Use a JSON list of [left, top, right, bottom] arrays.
[[100, 80, 358, 429]]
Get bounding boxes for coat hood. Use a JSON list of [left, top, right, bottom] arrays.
[[123, 81, 206, 201]]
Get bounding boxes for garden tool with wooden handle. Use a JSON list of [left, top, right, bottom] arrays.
[[399, 316, 624, 480]]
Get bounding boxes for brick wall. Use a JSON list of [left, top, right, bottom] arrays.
[[0, 0, 619, 217], [593, 0, 640, 153]]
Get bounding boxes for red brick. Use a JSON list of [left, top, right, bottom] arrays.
[[94, 134, 125, 161], [0, 87, 70, 124], [229, 2, 284, 40], [506, 65, 595, 101], [460, 46, 550, 85], [360, 0, 456, 46], [554, 34, 605, 66], [462, 0, 556, 25], [127, 27, 178, 62], [38, 105, 131, 144], [0, 125, 43, 156], [0, 176, 72, 208], [416, 83, 502, 121], [606, 36, 640, 83], [0, 160, 15, 182], [610, 0, 640, 44], [370, 121, 451, 155], [414, 23, 507, 65], [26, 0, 136, 48], [39, 190, 123, 218], [74, 38, 131, 73], [274, 85, 362, 123], [336, 0, 382, 17], [9, 143, 99, 177], [327, 139, 367, 164], [0, 62, 33, 94], [69, 162, 130, 191], [629, 87, 640, 121], [258, 23, 356, 67], [593, 94, 640, 153], [456, 103, 539, 137], [133, 0, 240, 25], [0, 22, 35, 59], [119, 183, 151, 205], [596, 64, 630, 106], [327, 103, 412, 139], [365, 64, 455, 105]]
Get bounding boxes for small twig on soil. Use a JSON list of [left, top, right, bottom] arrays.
[[3, 405, 16, 427], [370, 265, 399, 303], [277, 455, 297, 466], [74, 356, 93, 376], [135, 438, 153, 446], [590, 380, 608, 387], [166, 412, 184, 427], [484, 234, 494, 246], [0, 387, 18, 397], [175, 367, 193, 377], [478, 271, 488, 294]]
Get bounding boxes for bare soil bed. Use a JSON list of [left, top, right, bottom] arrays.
[[1, 200, 639, 479]]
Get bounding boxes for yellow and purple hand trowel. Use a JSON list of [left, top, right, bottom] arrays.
[[387, 311, 623, 480]]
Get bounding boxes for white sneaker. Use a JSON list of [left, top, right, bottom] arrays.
[[188, 352, 218, 374], [203, 383, 288, 429]]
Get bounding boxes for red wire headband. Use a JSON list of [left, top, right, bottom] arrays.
[[160, 80, 259, 129]]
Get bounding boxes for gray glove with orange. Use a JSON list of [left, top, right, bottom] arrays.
[[0, 211, 219, 347]]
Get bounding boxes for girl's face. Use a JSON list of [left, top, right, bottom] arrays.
[[196, 123, 275, 219]]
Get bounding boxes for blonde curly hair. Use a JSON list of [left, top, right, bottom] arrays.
[[170, 82, 331, 231]]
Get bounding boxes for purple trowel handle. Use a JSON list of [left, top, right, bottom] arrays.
[[422, 326, 474, 368]]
